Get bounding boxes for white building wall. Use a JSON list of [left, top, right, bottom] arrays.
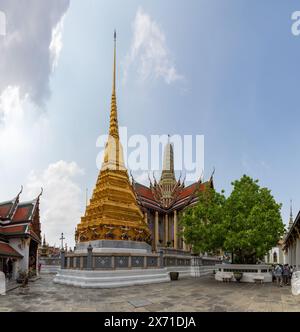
[[9, 238, 30, 274], [265, 246, 284, 264], [296, 238, 300, 270], [286, 249, 290, 265], [293, 242, 297, 266]]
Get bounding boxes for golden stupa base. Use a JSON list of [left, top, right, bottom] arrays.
[[75, 239, 152, 254]]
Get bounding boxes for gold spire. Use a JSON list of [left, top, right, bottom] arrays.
[[76, 32, 151, 244], [109, 30, 119, 139]]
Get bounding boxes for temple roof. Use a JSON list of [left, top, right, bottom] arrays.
[[12, 201, 36, 222], [0, 189, 42, 244], [0, 202, 14, 219], [134, 178, 213, 212], [0, 241, 23, 258], [0, 195, 19, 220], [283, 209, 300, 250]]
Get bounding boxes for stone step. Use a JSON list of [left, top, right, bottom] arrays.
[[53, 268, 170, 288]]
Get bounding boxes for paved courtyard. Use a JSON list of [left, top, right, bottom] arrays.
[[0, 274, 300, 312]]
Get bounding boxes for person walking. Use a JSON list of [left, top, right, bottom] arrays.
[[274, 264, 283, 287], [283, 264, 290, 285], [271, 265, 276, 283], [289, 265, 294, 285]]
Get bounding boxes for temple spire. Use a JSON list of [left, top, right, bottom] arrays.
[[289, 199, 294, 229], [109, 30, 119, 139], [160, 138, 176, 182]]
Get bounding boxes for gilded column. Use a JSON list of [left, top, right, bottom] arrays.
[[164, 214, 169, 246], [174, 210, 178, 249], [144, 212, 148, 224], [155, 211, 159, 249]]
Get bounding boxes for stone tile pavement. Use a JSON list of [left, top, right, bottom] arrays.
[[0, 274, 300, 312]]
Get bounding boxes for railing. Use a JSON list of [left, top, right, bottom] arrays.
[[215, 264, 272, 273], [60, 248, 222, 272], [61, 251, 163, 270], [39, 257, 60, 266]]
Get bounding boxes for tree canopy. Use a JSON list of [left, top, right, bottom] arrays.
[[181, 175, 284, 263]]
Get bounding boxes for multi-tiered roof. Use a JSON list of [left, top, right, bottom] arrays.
[[133, 141, 214, 213], [0, 187, 42, 257]]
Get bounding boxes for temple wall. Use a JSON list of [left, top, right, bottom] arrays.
[[9, 238, 29, 277]]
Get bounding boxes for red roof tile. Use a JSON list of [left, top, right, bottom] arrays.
[[177, 183, 199, 199], [0, 225, 27, 235], [135, 184, 155, 201], [0, 242, 23, 258], [12, 204, 34, 222], [0, 203, 13, 219]]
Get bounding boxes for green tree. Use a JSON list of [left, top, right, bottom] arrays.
[[180, 187, 226, 255], [180, 175, 284, 263], [223, 175, 284, 263]]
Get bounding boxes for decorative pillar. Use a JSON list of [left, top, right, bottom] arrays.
[[164, 214, 169, 246], [144, 211, 148, 224], [174, 210, 178, 249], [87, 244, 93, 270], [0, 271, 5, 296], [155, 211, 159, 250], [182, 211, 187, 251], [293, 240, 296, 266], [296, 237, 300, 270], [159, 250, 164, 268], [60, 250, 65, 270]]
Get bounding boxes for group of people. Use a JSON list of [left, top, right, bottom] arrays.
[[272, 264, 296, 287]]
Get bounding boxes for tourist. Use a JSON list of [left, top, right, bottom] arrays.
[[271, 265, 276, 283], [283, 264, 290, 285], [289, 265, 294, 285], [274, 264, 283, 287], [271, 264, 276, 282]]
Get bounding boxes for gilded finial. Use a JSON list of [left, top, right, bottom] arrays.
[[109, 29, 119, 139]]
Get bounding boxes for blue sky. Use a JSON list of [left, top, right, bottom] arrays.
[[1, 0, 299, 246]]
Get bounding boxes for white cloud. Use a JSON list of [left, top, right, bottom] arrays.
[[134, 171, 149, 185], [25, 161, 85, 248], [124, 7, 183, 85], [49, 14, 66, 72], [0, 0, 70, 104], [0, 86, 50, 171]]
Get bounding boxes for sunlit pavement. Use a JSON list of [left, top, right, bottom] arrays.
[[0, 274, 300, 312]]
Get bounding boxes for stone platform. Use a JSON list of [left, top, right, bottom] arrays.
[[53, 268, 170, 288], [53, 243, 219, 288]]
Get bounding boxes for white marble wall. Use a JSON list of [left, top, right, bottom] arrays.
[[9, 238, 30, 276], [286, 240, 300, 269], [296, 238, 300, 270], [0, 271, 5, 295]]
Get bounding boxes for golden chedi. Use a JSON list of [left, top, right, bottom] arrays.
[[76, 32, 151, 245]]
